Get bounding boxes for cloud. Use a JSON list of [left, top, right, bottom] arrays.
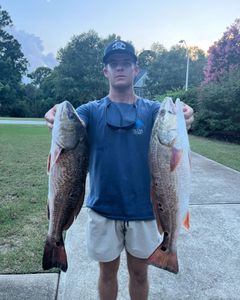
[[7, 26, 58, 73]]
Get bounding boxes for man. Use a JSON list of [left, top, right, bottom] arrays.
[[45, 40, 194, 300]]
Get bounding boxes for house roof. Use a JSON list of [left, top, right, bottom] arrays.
[[134, 69, 147, 88]]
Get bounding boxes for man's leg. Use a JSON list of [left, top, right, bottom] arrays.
[[126, 251, 149, 300], [98, 256, 120, 300]]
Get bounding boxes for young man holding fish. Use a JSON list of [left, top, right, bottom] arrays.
[[45, 40, 194, 300]]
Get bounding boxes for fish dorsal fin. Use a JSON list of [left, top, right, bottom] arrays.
[[47, 145, 62, 175]]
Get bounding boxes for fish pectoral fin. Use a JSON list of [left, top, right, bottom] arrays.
[[47, 146, 62, 174], [183, 210, 190, 230], [52, 146, 62, 166], [170, 147, 183, 172], [147, 246, 179, 274]]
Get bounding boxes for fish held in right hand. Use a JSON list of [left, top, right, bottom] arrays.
[[42, 100, 89, 272]]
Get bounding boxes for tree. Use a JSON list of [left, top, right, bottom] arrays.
[[53, 30, 108, 107], [145, 45, 206, 97], [103, 34, 121, 46], [151, 42, 166, 54], [28, 67, 52, 87], [204, 18, 240, 83], [187, 46, 207, 87], [193, 68, 240, 142], [0, 6, 28, 116], [20, 67, 53, 117], [137, 50, 157, 70]]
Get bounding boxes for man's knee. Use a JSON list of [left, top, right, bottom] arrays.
[[99, 257, 120, 282], [129, 268, 148, 284], [126, 252, 148, 285], [100, 269, 118, 282]]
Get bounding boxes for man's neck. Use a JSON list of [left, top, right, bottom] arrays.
[[108, 88, 137, 104]]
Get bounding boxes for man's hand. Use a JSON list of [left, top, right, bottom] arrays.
[[44, 104, 59, 129], [183, 103, 194, 130]]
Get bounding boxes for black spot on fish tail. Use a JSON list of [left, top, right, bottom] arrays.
[[147, 245, 179, 274], [161, 246, 167, 251]]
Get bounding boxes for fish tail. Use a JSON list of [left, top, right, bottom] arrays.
[[147, 246, 179, 274], [42, 237, 68, 272]]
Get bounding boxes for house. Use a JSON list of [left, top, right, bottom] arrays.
[[134, 69, 148, 98]]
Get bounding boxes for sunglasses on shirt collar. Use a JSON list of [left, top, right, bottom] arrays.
[[106, 101, 137, 130]]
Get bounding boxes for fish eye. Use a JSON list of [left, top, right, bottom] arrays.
[[67, 110, 75, 119], [160, 109, 166, 116]]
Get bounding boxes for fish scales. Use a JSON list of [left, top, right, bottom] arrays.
[[48, 144, 87, 235], [42, 100, 88, 272], [151, 136, 178, 247], [147, 97, 191, 274]]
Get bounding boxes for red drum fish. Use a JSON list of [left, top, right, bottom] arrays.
[[147, 97, 191, 274], [42, 101, 88, 272]]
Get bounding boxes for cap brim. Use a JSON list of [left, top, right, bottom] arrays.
[[103, 50, 137, 64]]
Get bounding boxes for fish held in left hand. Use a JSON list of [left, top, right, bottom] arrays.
[[147, 97, 191, 274], [42, 101, 88, 272]]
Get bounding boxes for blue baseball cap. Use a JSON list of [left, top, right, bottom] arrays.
[[103, 40, 137, 64]]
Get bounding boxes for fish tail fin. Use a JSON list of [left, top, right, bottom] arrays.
[[147, 246, 179, 274], [42, 237, 68, 272]]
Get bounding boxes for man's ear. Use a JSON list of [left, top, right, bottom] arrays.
[[103, 66, 108, 78]]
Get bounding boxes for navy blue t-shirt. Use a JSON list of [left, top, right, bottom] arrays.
[[76, 97, 160, 221]]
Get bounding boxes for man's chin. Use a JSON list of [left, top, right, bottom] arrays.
[[112, 83, 132, 90]]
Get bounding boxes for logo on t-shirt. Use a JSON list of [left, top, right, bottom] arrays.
[[133, 119, 144, 135]]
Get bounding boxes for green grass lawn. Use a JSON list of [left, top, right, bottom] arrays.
[[0, 124, 55, 274], [189, 135, 240, 172], [0, 125, 239, 274], [0, 117, 45, 121]]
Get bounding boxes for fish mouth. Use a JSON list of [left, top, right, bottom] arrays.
[[161, 97, 176, 115], [60, 101, 75, 120]]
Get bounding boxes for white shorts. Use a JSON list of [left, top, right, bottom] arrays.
[[86, 208, 161, 262]]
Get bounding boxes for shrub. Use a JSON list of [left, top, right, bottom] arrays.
[[193, 68, 240, 143], [154, 88, 199, 112]]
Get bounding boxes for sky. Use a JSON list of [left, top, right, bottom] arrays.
[[1, 0, 240, 59]]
